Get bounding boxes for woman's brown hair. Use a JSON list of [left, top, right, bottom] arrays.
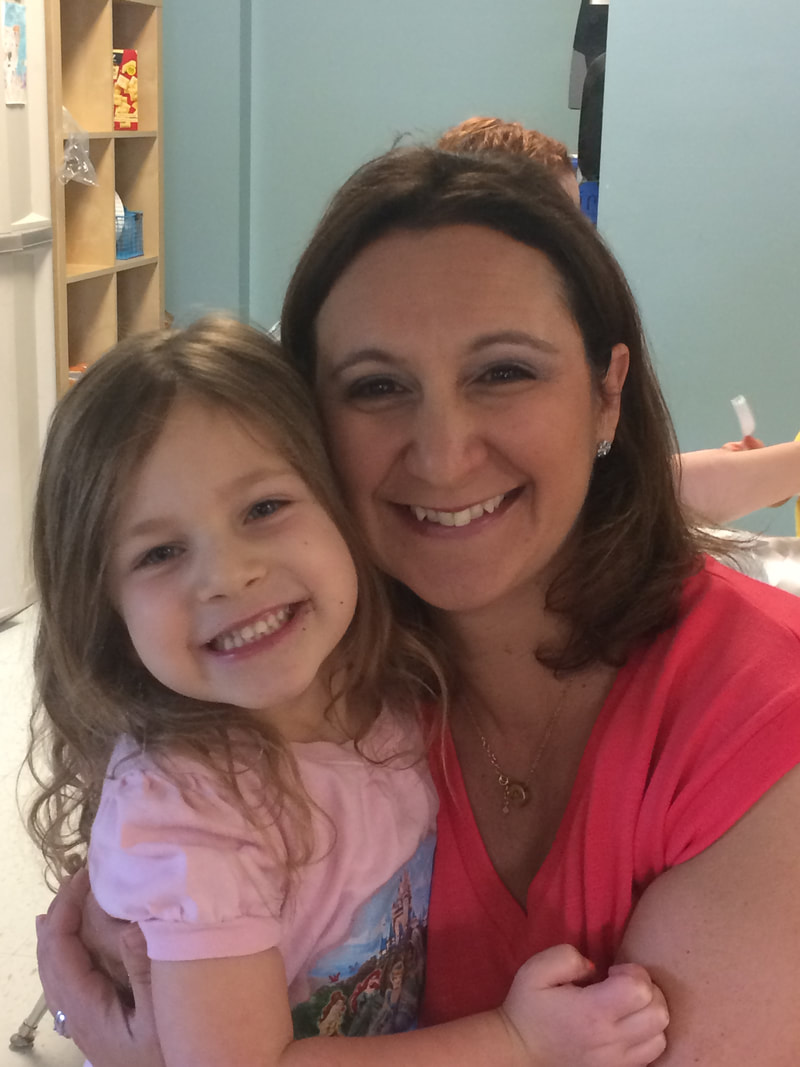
[[281, 146, 724, 672], [27, 316, 441, 883]]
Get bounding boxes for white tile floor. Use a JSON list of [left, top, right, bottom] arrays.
[[0, 605, 82, 1066]]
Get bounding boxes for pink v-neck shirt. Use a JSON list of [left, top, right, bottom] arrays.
[[422, 558, 800, 1023]]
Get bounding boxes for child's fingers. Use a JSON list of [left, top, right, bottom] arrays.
[[582, 967, 658, 1020], [607, 962, 653, 984], [619, 1031, 668, 1066], [516, 943, 596, 990], [612, 983, 669, 1041]]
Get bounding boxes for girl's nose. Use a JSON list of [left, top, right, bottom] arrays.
[[194, 537, 264, 601], [403, 399, 487, 488]]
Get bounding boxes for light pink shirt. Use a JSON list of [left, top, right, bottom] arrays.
[[89, 712, 437, 1008]]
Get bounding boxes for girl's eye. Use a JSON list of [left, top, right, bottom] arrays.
[[137, 544, 181, 569], [248, 499, 287, 521], [344, 376, 407, 401], [478, 363, 536, 384]]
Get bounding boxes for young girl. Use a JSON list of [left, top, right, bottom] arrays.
[[28, 317, 668, 1067]]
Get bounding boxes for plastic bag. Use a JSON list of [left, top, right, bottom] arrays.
[[57, 107, 98, 186]]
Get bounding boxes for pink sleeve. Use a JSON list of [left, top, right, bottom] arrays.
[[89, 749, 286, 962]]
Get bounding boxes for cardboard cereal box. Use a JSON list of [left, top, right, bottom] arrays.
[[113, 48, 138, 131]]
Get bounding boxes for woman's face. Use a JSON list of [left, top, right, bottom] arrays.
[[315, 224, 628, 617]]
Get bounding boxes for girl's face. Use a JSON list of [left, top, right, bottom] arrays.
[[314, 224, 628, 619], [110, 398, 358, 741]]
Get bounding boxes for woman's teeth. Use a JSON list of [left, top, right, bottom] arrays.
[[411, 494, 505, 527], [211, 606, 294, 652]]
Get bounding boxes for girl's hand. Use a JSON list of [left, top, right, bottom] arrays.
[[36, 867, 165, 1067], [500, 945, 668, 1066]]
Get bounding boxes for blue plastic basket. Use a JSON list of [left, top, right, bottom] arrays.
[[116, 209, 143, 259]]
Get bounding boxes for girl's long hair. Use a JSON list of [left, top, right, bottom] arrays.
[[27, 317, 443, 884]]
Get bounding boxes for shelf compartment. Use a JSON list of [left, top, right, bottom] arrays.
[[116, 254, 158, 273], [64, 137, 116, 270], [114, 136, 160, 259], [66, 263, 116, 282], [67, 274, 118, 366], [60, 0, 113, 132], [113, 2, 159, 130], [77, 129, 158, 140], [117, 260, 161, 339]]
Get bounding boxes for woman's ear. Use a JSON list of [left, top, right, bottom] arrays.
[[597, 343, 629, 440]]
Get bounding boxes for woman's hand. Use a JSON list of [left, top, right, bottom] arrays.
[[36, 867, 165, 1067]]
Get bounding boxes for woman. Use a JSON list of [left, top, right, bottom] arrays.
[[37, 147, 800, 1064]]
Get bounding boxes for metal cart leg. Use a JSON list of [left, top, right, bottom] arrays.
[[9, 991, 49, 1051]]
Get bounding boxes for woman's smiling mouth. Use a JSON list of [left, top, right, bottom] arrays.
[[407, 490, 518, 528]]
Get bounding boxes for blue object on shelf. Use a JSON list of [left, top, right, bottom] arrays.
[[116, 209, 143, 259], [579, 180, 599, 226]]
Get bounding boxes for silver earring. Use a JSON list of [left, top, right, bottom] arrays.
[[596, 440, 612, 458]]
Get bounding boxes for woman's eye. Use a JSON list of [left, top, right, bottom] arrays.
[[137, 544, 181, 568], [479, 363, 535, 384], [344, 376, 406, 401], [248, 499, 287, 521]]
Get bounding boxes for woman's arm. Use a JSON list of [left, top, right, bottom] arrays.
[[675, 440, 800, 524], [36, 868, 165, 1067], [617, 762, 800, 1064]]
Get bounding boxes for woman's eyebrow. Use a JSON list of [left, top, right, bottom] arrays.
[[321, 348, 397, 380], [468, 330, 559, 354], [321, 331, 560, 382]]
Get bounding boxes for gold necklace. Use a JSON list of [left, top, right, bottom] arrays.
[[468, 681, 572, 815]]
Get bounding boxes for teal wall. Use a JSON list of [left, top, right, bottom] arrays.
[[162, 0, 250, 321], [600, 0, 800, 534], [246, 1, 581, 328], [164, 2, 580, 329]]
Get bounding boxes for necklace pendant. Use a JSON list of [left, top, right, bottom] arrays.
[[506, 781, 530, 807], [500, 778, 529, 814]]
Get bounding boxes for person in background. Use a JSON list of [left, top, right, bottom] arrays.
[[438, 116, 800, 528], [438, 116, 581, 207]]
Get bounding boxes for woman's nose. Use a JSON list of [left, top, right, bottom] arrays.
[[193, 536, 264, 601], [403, 399, 487, 487]]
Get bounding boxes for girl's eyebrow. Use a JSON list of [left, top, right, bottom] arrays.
[[118, 467, 298, 541]]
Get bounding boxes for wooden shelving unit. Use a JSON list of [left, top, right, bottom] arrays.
[[45, 0, 164, 394]]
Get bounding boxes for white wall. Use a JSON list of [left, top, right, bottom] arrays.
[[601, 0, 800, 534]]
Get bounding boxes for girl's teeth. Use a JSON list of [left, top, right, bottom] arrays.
[[213, 607, 293, 651], [411, 494, 505, 527]]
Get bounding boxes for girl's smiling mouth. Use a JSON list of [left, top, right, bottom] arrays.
[[207, 604, 300, 653]]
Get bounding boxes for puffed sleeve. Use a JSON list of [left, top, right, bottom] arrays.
[[89, 744, 288, 962]]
